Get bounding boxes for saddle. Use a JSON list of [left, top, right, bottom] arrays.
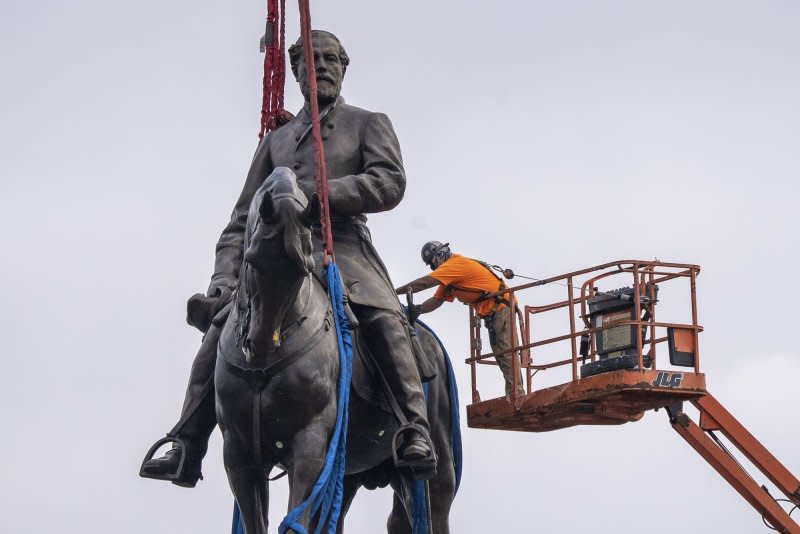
[[212, 277, 437, 415], [348, 308, 437, 415]]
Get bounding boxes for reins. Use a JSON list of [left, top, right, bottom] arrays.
[[222, 302, 331, 389], [235, 263, 325, 365]]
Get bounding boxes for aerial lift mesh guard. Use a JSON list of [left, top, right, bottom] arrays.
[[465, 260, 799, 533]]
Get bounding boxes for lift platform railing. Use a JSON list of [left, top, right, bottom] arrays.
[[465, 259, 702, 404]]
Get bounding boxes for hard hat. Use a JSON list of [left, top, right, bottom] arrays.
[[421, 241, 450, 268]]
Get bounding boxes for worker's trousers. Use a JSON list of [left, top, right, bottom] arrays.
[[484, 305, 525, 398]]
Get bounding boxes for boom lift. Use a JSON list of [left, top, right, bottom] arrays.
[[465, 260, 799, 533]]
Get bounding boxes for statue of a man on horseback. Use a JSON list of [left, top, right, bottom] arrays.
[[141, 30, 436, 489]]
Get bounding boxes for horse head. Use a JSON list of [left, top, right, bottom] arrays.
[[239, 167, 320, 361]]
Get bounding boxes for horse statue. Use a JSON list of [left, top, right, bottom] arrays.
[[215, 167, 460, 533]]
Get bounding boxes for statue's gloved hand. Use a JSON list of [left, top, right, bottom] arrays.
[[186, 284, 234, 333]]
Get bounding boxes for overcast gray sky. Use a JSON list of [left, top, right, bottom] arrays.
[[1, 1, 798, 532]]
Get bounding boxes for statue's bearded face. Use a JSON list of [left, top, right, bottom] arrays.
[[295, 34, 345, 106]]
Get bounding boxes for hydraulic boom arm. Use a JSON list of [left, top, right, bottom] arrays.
[[666, 393, 800, 533]]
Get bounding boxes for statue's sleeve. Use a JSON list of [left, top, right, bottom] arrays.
[[327, 112, 406, 215], [208, 137, 272, 294]]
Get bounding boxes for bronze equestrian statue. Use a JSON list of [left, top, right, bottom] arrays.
[[141, 30, 457, 532], [215, 168, 457, 532]]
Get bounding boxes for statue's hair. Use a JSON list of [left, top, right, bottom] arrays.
[[288, 30, 350, 78]]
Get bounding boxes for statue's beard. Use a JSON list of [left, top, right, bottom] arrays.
[[301, 79, 341, 106]]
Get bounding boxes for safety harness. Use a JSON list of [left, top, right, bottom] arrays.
[[438, 256, 512, 318], [469, 257, 512, 316]]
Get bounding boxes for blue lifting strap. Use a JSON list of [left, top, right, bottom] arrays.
[[278, 263, 353, 534], [230, 263, 352, 534]]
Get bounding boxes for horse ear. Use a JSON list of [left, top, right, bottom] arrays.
[[260, 195, 275, 222], [302, 193, 321, 227]]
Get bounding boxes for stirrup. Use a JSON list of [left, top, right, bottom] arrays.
[[391, 423, 437, 480], [139, 436, 188, 482]]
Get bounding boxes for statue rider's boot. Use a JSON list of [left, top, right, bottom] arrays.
[[139, 390, 214, 487], [355, 305, 437, 479], [140, 325, 220, 488]]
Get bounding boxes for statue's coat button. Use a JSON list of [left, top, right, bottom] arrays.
[[293, 162, 301, 170]]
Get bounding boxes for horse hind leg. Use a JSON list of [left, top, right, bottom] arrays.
[[334, 475, 361, 534], [387, 457, 455, 534], [428, 475, 454, 534], [388, 485, 452, 534], [424, 438, 455, 534], [387, 492, 412, 534]]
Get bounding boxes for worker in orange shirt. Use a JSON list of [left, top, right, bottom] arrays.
[[395, 241, 525, 399]]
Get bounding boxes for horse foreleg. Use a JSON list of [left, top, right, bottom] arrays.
[[284, 416, 335, 533], [225, 465, 269, 534], [223, 438, 271, 534]]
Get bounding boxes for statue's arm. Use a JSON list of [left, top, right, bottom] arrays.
[[208, 137, 272, 294], [327, 112, 406, 215]]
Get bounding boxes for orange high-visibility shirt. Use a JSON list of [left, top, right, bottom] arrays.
[[430, 254, 507, 317]]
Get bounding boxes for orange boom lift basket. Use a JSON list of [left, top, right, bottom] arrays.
[[465, 260, 799, 533]]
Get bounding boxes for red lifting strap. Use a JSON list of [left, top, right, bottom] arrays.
[[297, 0, 334, 262], [259, 0, 334, 261], [258, 0, 287, 139]]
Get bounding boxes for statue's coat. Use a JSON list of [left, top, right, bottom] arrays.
[[211, 97, 405, 311]]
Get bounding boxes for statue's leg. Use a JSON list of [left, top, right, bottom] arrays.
[[488, 307, 525, 399], [352, 305, 434, 470], [140, 324, 220, 487]]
